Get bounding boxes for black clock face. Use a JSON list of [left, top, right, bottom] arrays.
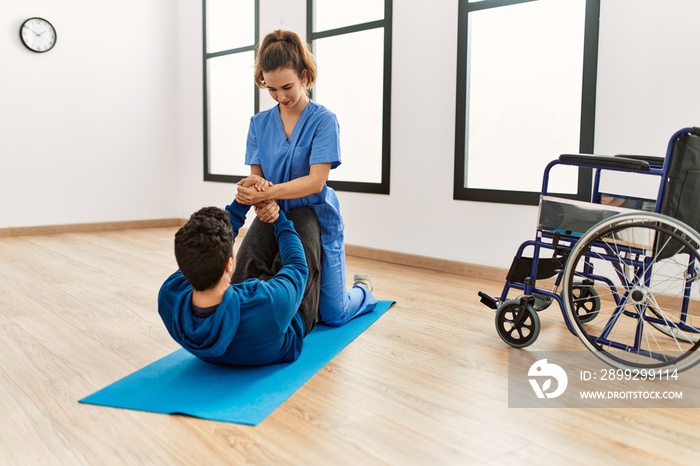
[[20, 17, 57, 53]]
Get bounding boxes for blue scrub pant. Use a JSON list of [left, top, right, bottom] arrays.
[[317, 229, 378, 326]]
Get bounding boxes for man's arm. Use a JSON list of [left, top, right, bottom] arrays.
[[262, 211, 309, 329], [274, 212, 308, 280], [224, 200, 251, 239]]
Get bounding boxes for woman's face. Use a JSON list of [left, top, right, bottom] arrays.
[[262, 67, 308, 111]]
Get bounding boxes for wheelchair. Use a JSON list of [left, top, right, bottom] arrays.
[[479, 127, 700, 372]]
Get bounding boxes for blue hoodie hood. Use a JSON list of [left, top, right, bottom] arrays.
[[160, 273, 241, 359]]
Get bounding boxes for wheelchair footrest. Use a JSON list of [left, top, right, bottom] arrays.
[[478, 291, 500, 310]]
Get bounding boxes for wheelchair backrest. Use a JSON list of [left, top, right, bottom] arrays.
[[656, 128, 700, 260], [659, 129, 700, 231]]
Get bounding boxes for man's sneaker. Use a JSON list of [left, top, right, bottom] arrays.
[[353, 273, 373, 292]]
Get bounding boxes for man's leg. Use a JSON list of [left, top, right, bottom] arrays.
[[286, 207, 322, 335], [232, 207, 322, 335], [232, 217, 278, 283]]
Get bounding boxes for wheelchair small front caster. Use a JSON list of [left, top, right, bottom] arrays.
[[495, 298, 540, 348]]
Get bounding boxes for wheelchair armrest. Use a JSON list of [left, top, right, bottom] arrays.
[[613, 154, 665, 167], [559, 154, 650, 171]]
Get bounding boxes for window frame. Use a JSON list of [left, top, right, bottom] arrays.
[[307, 0, 393, 194], [202, 0, 260, 183], [453, 0, 600, 205]]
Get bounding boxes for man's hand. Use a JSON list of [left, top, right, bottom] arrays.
[[254, 199, 279, 223]]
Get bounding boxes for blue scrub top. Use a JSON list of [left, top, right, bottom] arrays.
[[245, 100, 344, 244]]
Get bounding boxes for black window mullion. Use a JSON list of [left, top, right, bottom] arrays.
[[466, 0, 537, 13], [308, 0, 392, 195], [206, 44, 256, 60], [311, 20, 386, 39]]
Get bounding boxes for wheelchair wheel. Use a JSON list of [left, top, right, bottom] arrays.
[[495, 299, 540, 348], [568, 281, 600, 323], [562, 212, 700, 372], [647, 305, 700, 344]]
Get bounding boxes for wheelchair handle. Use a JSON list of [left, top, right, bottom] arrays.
[[558, 154, 649, 170]]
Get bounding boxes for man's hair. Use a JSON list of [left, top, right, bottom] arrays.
[[174, 206, 233, 291]]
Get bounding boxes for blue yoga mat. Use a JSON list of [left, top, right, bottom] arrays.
[[80, 300, 394, 425]]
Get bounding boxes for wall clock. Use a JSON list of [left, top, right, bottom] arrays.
[[20, 17, 57, 53]]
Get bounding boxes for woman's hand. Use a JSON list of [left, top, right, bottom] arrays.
[[238, 174, 272, 191], [236, 174, 273, 205], [254, 199, 279, 223], [236, 185, 269, 205]]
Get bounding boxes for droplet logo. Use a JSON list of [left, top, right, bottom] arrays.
[[528, 359, 568, 399]]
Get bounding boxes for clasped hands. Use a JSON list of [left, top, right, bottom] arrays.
[[236, 175, 279, 223]]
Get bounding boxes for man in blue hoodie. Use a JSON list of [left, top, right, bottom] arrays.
[[157, 199, 320, 366]]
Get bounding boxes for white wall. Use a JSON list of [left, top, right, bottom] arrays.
[[1, 0, 179, 227], [4, 0, 700, 270]]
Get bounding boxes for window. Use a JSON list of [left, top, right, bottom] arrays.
[[454, 0, 600, 205], [203, 0, 258, 182], [308, 0, 393, 194]]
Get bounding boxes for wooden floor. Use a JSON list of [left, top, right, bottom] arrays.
[[0, 227, 698, 465]]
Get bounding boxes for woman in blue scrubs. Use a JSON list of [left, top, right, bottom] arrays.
[[235, 29, 377, 326]]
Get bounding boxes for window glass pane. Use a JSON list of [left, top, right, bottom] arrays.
[[465, 0, 585, 194], [314, 29, 384, 183], [314, 0, 384, 32], [206, 0, 255, 52], [208, 52, 255, 176]]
